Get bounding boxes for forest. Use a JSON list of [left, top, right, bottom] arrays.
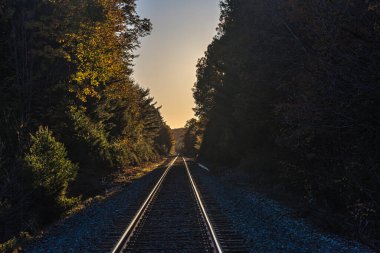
[[186, 0, 380, 248], [2, 0, 380, 251], [0, 0, 174, 248]]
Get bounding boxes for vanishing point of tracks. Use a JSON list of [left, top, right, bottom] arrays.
[[108, 156, 246, 253]]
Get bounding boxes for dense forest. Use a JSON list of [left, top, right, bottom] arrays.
[[0, 0, 173, 247], [172, 128, 186, 153], [189, 0, 380, 248]]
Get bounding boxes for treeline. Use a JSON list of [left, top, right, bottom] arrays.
[[172, 128, 186, 153], [183, 119, 202, 156], [193, 0, 380, 246], [0, 0, 173, 245]]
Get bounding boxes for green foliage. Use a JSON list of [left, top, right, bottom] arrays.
[[172, 128, 186, 153], [0, 0, 165, 244], [183, 119, 203, 155], [24, 126, 77, 201], [154, 124, 175, 156], [68, 106, 114, 168]]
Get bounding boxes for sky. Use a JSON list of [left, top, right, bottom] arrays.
[[133, 0, 221, 129]]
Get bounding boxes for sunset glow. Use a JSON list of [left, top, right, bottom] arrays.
[[134, 0, 220, 128]]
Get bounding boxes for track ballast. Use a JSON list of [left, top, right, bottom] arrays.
[[109, 156, 247, 253]]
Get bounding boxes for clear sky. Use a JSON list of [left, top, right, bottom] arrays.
[[133, 0, 220, 129]]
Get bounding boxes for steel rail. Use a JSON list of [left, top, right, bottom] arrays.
[[182, 157, 224, 253], [111, 156, 178, 253]]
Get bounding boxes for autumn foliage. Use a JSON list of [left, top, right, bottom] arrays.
[[0, 0, 172, 245]]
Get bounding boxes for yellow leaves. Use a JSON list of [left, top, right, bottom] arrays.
[[69, 70, 102, 102], [82, 87, 100, 100], [70, 85, 100, 102], [83, 87, 92, 96], [103, 81, 134, 104], [57, 0, 136, 103], [63, 52, 71, 61]]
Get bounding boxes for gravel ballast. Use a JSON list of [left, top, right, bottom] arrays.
[[190, 162, 374, 253], [26, 159, 374, 253], [25, 166, 165, 253]]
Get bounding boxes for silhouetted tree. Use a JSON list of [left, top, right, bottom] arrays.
[[193, 0, 380, 245]]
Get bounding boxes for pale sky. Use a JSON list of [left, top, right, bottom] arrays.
[[133, 0, 220, 129]]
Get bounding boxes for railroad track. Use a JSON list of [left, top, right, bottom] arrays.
[[106, 156, 246, 253]]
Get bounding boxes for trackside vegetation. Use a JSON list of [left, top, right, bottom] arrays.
[[0, 0, 174, 248], [187, 0, 380, 248]]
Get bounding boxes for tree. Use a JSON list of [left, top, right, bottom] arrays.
[[0, 0, 167, 245], [154, 124, 175, 156], [23, 126, 78, 227], [24, 126, 77, 201], [193, 0, 380, 244], [183, 119, 203, 156]]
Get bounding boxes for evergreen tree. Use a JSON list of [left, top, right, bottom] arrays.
[[193, 0, 380, 244], [0, 0, 168, 244]]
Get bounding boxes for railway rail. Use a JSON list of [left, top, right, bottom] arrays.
[[107, 156, 246, 253]]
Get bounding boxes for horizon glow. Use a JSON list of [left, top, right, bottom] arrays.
[[133, 0, 220, 129]]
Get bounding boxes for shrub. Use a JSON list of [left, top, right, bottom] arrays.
[[24, 126, 78, 202]]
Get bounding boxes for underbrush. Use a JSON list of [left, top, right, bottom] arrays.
[[1, 159, 166, 253]]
